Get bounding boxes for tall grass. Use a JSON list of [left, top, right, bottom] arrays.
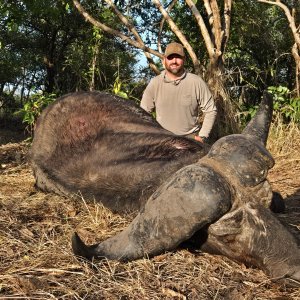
[[267, 117, 300, 163]]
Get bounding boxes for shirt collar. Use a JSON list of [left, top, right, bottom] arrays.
[[163, 70, 187, 85]]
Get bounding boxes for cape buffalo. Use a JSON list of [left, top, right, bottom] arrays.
[[30, 91, 207, 212], [30, 91, 300, 287]]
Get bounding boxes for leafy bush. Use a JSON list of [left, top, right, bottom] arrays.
[[15, 93, 56, 134], [239, 86, 300, 128], [112, 75, 129, 99], [110, 71, 143, 104], [268, 86, 300, 123], [238, 103, 259, 127]]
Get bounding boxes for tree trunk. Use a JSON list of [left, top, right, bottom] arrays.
[[45, 61, 55, 94], [206, 59, 239, 140]]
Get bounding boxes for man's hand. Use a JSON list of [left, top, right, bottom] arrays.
[[194, 136, 207, 143]]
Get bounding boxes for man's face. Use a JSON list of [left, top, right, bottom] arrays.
[[164, 54, 185, 75]]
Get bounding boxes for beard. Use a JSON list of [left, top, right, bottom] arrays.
[[165, 63, 184, 75]]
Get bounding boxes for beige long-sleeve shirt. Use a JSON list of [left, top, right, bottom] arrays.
[[140, 71, 217, 138]]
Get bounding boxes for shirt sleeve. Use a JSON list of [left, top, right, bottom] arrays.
[[140, 79, 155, 113], [199, 110, 217, 138], [198, 80, 217, 138]]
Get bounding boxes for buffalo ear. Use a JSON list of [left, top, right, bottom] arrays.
[[242, 91, 273, 146]]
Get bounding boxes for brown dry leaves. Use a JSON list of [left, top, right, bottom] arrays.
[[0, 125, 299, 300]]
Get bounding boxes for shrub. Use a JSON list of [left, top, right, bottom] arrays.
[[268, 86, 300, 123], [15, 93, 56, 134]]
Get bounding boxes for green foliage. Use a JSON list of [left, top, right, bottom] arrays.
[[109, 57, 146, 103], [227, 0, 293, 97], [268, 86, 300, 123], [1, 0, 299, 129], [110, 57, 129, 99], [238, 103, 259, 127], [15, 93, 56, 134], [112, 75, 129, 99], [239, 86, 300, 128], [111, 72, 145, 104], [0, 0, 139, 121]]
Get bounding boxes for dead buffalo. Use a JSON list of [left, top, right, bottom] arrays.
[[30, 91, 207, 212], [30, 91, 300, 287]]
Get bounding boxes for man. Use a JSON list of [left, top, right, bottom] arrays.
[[140, 42, 217, 143]]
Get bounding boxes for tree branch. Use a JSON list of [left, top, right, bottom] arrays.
[[258, 0, 300, 95], [157, 0, 178, 54], [222, 0, 232, 53], [152, 0, 201, 74], [185, 0, 216, 60], [257, 0, 300, 46], [104, 0, 160, 74], [73, 0, 163, 74], [203, 0, 213, 27], [208, 0, 222, 50]]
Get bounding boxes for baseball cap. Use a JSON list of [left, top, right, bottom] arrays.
[[164, 42, 185, 57]]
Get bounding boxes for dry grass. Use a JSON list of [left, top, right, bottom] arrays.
[[0, 125, 299, 300]]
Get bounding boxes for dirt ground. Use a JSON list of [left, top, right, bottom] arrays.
[[0, 128, 299, 300]]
